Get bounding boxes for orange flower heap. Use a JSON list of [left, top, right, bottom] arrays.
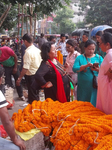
[[12, 98, 112, 149]]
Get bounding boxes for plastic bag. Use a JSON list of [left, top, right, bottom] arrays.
[[4, 85, 14, 108], [0, 125, 8, 138]]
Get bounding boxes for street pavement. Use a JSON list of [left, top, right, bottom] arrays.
[[0, 89, 28, 125], [8, 89, 28, 117]]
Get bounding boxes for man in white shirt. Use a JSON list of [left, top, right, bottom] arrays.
[[16, 34, 42, 104], [0, 65, 25, 150], [57, 33, 68, 64]]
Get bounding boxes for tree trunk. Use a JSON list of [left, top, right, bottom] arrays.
[[30, 16, 33, 34], [0, 4, 12, 27], [0, 7, 8, 22], [18, 3, 20, 38], [21, 5, 24, 37], [25, 4, 28, 33], [29, 2, 33, 34], [34, 13, 37, 38]]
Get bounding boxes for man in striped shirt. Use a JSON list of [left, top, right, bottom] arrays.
[[0, 65, 25, 150]]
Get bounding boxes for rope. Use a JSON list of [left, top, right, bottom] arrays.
[[94, 132, 100, 144], [30, 122, 37, 129], [22, 118, 49, 130], [32, 109, 48, 116], [69, 118, 80, 135], [36, 127, 49, 130], [57, 112, 71, 121], [87, 145, 91, 150], [31, 122, 49, 130], [21, 121, 48, 130], [50, 121, 64, 139]]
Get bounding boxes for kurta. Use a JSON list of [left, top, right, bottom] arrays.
[[96, 49, 112, 114], [66, 51, 80, 84], [34, 60, 70, 102], [73, 54, 103, 106], [66, 51, 80, 98]]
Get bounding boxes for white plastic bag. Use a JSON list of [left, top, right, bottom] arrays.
[[4, 85, 14, 108]]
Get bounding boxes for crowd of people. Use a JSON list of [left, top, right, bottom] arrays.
[[0, 38, 22, 56], [0, 31, 112, 149], [1, 32, 112, 108]]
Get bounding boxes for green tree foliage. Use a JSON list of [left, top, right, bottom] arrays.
[[0, 2, 18, 32], [1, 0, 70, 17], [76, 21, 85, 28], [0, 0, 71, 32], [78, 0, 112, 27], [51, 7, 76, 34]]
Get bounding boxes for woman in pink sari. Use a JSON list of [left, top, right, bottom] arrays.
[[96, 32, 112, 114]]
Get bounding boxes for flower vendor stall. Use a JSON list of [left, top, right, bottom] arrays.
[[12, 98, 112, 150]]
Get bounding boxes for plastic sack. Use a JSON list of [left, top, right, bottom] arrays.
[[4, 85, 14, 108]]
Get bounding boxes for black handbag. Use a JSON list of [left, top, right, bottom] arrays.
[[91, 70, 98, 89], [84, 54, 98, 89]]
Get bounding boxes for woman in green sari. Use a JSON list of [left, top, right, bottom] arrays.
[[73, 40, 103, 107]]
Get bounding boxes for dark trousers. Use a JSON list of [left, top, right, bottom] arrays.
[[25, 75, 39, 104], [4, 66, 23, 98]]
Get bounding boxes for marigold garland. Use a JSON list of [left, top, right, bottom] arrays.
[[12, 98, 112, 149]]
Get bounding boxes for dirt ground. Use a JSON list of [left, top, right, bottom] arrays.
[[0, 84, 46, 123], [0, 88, 28, 125]]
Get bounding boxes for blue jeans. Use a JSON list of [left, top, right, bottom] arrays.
[[0, 137, 20, 150]]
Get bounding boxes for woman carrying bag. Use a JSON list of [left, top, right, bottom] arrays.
[[73, 40, 103, 106]]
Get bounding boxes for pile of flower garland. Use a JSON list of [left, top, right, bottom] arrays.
[[12, 98, 112, 150]]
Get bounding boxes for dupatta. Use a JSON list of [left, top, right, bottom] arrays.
[[48, 59, 67, 103]]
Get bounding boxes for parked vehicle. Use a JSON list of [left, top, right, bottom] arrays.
[[72, 29, 90, 41], [90, 25, 112, 37]]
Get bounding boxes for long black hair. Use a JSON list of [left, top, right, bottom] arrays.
[[96, 31, 103, 37], [66, 39, 76, 48], [84, 39, 96, 48], [95, 31, 103, 55], [101, 32, 112, 48], [41, 42, 54, 61]]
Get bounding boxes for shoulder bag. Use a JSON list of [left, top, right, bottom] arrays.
[[84, 54, 98, 89]]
